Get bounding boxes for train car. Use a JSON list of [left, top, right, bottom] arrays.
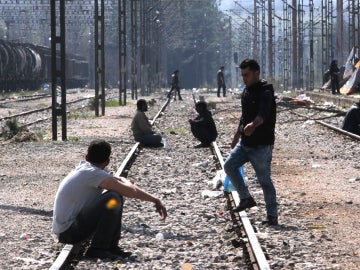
[[0, 40, 89, 92]]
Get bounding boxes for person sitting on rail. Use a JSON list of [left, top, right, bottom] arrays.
[[342, 101, 360, 135], [131, 99, 163, 147], [51, 140, 167, 261], [188, 100, 218, 148]]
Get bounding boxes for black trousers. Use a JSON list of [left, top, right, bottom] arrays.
[[168, 86, 182, 100], [342, 107, 360, 135], [217, 84, 226, 97], [59, 191, 124, 250], [191, 124, 217, 144], [331, 78, 340, 94]]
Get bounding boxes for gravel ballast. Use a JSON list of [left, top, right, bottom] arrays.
[[0, 92, 359, 269]]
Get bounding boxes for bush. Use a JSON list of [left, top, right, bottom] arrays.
[[1, 119, 27, 139]]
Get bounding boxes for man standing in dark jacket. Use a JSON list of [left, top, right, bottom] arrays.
[[224, 59, 278, 225], [167, 70, 182, 100], [329, 60, 340, 95], [217, 66, 226, 97], [189, 101, 218, 148]]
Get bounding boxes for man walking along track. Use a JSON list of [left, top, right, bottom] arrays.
[[224, 59, 278, 226]]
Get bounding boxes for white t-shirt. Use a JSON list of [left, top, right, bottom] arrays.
[[52, 161, 111, 235]]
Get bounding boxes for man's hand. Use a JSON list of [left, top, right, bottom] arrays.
[[154, 199, 167, 220], [244, 122, 256, 136], [243, 116, 264, 136], [230, 131, 241, 149]]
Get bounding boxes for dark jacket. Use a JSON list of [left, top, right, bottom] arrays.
[[193, 110, 218, 139], [171, 73, 179, 88], [329, 61, 340, 80], [238, 80, 276, 147], [217, 70, 225, 86]]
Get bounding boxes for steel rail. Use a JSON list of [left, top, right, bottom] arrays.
[[150, 99, 171, 125], [0, 97, 93, 122], [290, 111, 360, 141], [0, 93, 51, 104], [316, 120, 360, 140], [49, 96, 171, 270], [211, 141, 271, 270]]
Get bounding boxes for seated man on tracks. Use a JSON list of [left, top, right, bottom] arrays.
[[188, 100, 218, 148], [131, 99, 163, 147], [342, 101, 360, 135], [52, 140, 167, 260]]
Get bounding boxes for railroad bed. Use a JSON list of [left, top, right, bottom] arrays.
[[0, 92, 359, 269]]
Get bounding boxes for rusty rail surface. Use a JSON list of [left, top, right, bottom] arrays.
[[211, 142, 271, 270]]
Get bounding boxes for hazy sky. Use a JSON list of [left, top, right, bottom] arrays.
[[219, 0, 233, 10]]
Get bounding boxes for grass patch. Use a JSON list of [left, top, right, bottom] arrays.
[[67, 136, 80, 142], [165, 127, 188, 134], [105, 100, 120, 107], [89, 98, 133, 110]]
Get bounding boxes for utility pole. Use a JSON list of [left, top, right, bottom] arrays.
[[118, 0, 127, 105], [94, 0, 105, 116], [298, 0, 304, 89], [131, 0, 139, 100], [253, 0, 258, 60], [50, 0, 66, 141], [292, 0, 298, 89], [309, 0, 314, 90], [268, 0, 274, 81], [336, 0, 343, 64]]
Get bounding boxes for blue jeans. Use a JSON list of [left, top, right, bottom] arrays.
[[224, 142, 278, 217]]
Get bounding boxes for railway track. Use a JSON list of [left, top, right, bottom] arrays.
[[49, 93, 271, 270], [0, 89, 123, 133], [0, 93, 51, 104], [49, 96, 172, 270], [280, 101, 360, 141], [0, 90, 357, 269]]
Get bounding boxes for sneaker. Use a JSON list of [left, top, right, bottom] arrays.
[[85, 247, 119, 261], [109, 246, 132, 258], [233, 197, 257, 212], [262, 216, 278, 226], [194, 142, 211, 148]]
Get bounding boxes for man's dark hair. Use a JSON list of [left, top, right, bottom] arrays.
[[137, 99, 147, 110], [239, 59, 260, 72], [195, 101, 207, 110], [87, 140, 111, 164]]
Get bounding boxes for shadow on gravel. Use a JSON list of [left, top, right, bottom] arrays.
[[267, 225, 300, 231], [0, 204, 53, 217]]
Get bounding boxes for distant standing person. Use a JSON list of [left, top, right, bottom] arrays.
[[217, 66, 226, 97], [131, 99, 163, 147], [52, 140, 167, 260], [167, 70, 182, 100], [223, 59, 278, 226], [188, 101, 218, 148], [329, 60, 340, 95]]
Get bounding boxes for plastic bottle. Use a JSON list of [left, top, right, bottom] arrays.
[[155, 232, 164, 241], [162, 138, 168, 148], [223, 166, 246, 192]]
